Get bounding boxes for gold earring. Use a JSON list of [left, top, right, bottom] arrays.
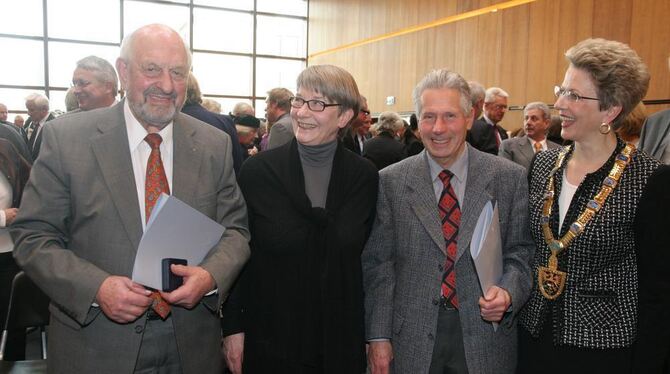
[[599, 122, 611, 134]]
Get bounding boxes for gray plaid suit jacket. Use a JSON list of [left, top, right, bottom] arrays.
[[363, 145, 534, 374]]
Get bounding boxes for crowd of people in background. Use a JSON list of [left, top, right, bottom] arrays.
[[0, 22, 669, 374]]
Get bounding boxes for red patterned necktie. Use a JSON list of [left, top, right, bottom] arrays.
[[438, 170, 460, 308], [491, 124, 500, 148], [144, 133, 171, 319]]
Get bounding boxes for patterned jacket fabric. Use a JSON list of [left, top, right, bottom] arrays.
[[520, 138, 660, 348]]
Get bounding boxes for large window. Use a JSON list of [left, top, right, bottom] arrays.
[[0, 0, 307, 119]]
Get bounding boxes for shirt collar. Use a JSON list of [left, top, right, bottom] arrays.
[[483, 114, 496, 126], [124, 100, 173, 152], [426, 143, 469, 186]]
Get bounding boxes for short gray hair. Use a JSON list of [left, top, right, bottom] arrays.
[[232, 102, 254, 117], [76, 55, 118, 96], [374, 111, 404, 133], [412, 69, 472, 116], [565, 38, 649, 125], [468, 81, 485, 106], [484, 87, 509, 103], [25, 93, 49, 110], [523, 101, 551, 120], [296, 65, 360, 117]]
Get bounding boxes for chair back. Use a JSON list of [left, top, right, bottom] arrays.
[[0, 271, 50, 361]]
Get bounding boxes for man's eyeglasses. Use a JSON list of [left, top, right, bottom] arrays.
[[554, 86, 599, 102], [71, 79, 92, 89], [487, 104, 507, 111], [290, 97, 341, 112]]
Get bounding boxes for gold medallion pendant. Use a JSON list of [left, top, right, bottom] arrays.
[[538, 143, 634, 300], [538, 248, 566, 300]]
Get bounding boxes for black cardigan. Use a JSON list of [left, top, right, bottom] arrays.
[[222, 139, 378, 373], [632, 164, 670, 373]]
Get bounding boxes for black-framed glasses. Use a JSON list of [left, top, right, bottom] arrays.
[[290, 97, 341, 112], [554, 86, 599, 102]]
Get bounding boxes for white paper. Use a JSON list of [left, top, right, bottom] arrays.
[[469, 201, 503, 331], [132, 193, 226, 290]]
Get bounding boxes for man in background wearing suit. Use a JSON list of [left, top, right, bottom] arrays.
[[499, 101, 560, 169], [342, 95, 372, 155], [363, 69, 533, 374], [12, 24, 250, 373], [23, 93, 55, 160], [71, 55, 118, 112], [466, 87, 509, 155], [265, 87, 294, 150]]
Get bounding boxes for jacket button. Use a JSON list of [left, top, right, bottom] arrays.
[[432, 298, 439, 306], [135, 325, 144, 334], [438, 264, 443, 271], [427, 333, 434, 340]]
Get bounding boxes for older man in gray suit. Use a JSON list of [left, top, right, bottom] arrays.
[[265, 87, 294, 149], [363, 69, 533, 374], [11, 24, 249, 373], [499, 101, 560, 170]]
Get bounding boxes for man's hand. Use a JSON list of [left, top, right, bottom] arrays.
[[4, 208, 18, 225], [368, 341, 393, 374], [96, 276, 153, 323], [222, 332, 244, 374], [160, 264, 215, 309], [478, 285, 511, 322]]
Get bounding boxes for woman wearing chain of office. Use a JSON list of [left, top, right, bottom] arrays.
[[517, 38, 667, 373]]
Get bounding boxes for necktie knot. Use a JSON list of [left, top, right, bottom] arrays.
[[438, 170, 454, 187], [145, 133, 163, 150], [533, 142, 543, 153]]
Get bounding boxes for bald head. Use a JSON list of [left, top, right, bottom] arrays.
[[116, 24, 191, 132]]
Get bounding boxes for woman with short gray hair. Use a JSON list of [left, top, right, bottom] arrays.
[[363, 111, 407, 170]]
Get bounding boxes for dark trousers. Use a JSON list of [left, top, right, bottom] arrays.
[[134, 315, 182, 374], [428, 306, 469, 374], [0, 252, 25, 361]]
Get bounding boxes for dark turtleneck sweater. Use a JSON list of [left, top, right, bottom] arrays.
[[297, 140, 337, 208]]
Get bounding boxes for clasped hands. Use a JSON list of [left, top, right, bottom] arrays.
[[95, 264, 215, 323]]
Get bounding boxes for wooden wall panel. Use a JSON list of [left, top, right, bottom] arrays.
[[308, 0, 670, 130]]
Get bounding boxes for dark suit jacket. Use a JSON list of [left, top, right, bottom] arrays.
[[467, 118, 508, 155], [341, 127, 368, 156], [498, 135, 560, 170], [0, 138, 31, 208], [222, 139, 378, 372], [0, 123, 32, 164], [633, 165, 670, 373], [24, 112, 56, 160], [363, 131, 406, 170], [181, 103, 244, 174], [12, 101, 250, 373]]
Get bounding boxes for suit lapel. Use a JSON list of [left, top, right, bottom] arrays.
[[172, 113, 203, 206], [518, 136, 535, 164], [456, 146, 494, 262], [90, 103, 142, 250], [407, 153, 447, 253]]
